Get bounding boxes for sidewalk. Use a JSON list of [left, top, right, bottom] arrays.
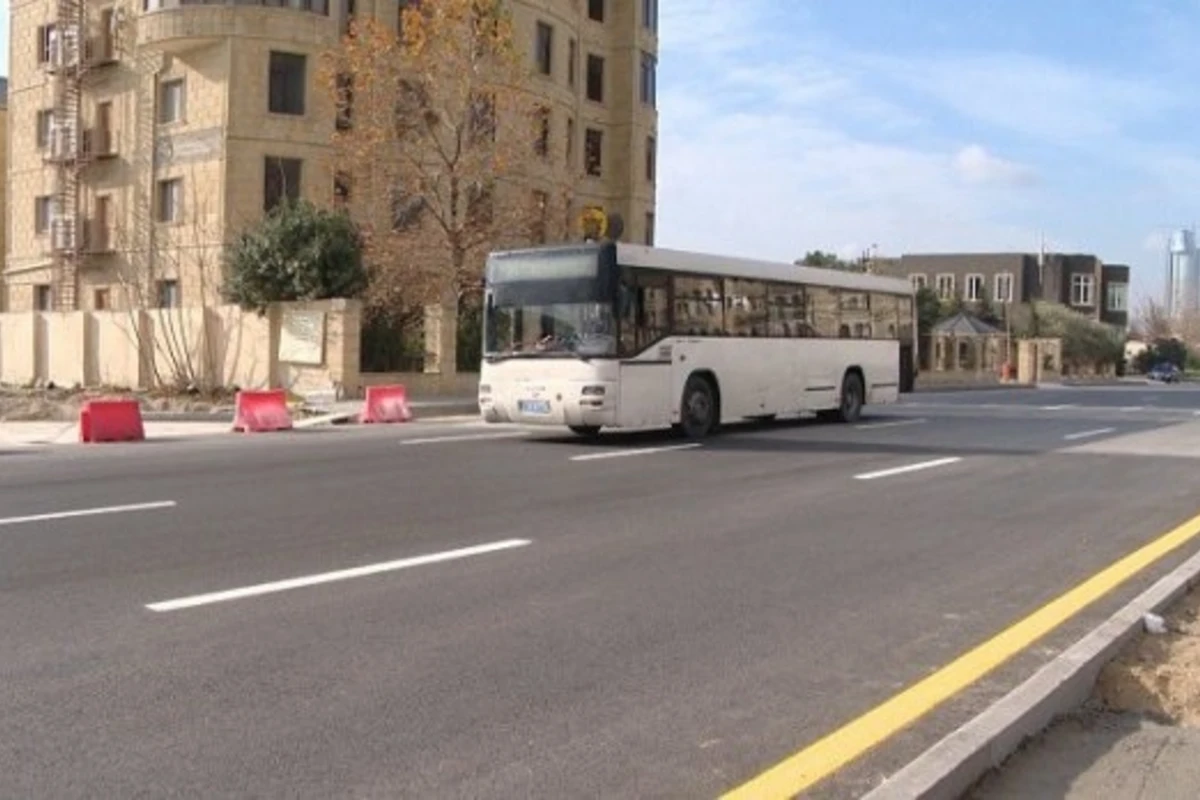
[[968, 586, 1200, 799], [0, 420, 233, 446]]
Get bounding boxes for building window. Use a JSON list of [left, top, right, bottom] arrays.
[[533, 106, 550, 157], [568, 39, 577, 88], [645, 135, 656, 182], [585, 128, 603, 176], [36, 110, 53, 148], [268, 51, 307, 116], [588, 0, 604, 22], [965, 274, 984, 302], [535, 22, 553, 75], [37, 25, 56, 64], [639, 51, 657, 107], [586, 54, 604, 103], [910, 274, 927, 291], [642, 0, 658, 32], [645, 212, 655, 246], [994, 272, 1014, 303], [566, 117, 575, 166], [1070, 274, 1095, 306], [936, 273, 955, 300], [34, 196, 53, 234], [1107, 282, 1128, 312], [530, 190, 548, 244], [334, 172, 351, 208], [397, 0, 416, 37], [335, 74, 353, 130], [157, 178, 182, 222], [391, 185, 425, 232], [93, 288, 111, 311], [34, 285, 53, 311], [264, 157, 302, 212], [158, 78, 184, 124], [157, 280, 180, 309]]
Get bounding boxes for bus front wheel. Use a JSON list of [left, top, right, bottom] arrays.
[[680, 375, 718, 438], [837, 371, 864, 423]]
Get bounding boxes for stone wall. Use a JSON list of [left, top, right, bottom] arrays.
[[0, 298, 361, 394]]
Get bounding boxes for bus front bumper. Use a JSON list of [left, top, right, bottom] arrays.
[[479, 382, 617, 427]]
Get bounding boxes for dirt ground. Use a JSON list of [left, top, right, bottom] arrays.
[[0, 385, 237, 421], [1094, 584, 1200, 724]]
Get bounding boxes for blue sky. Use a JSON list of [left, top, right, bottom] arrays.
[[2, 2, 1196, 308], [656, 0, 1200, 309]]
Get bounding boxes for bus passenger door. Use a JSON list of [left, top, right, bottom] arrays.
[[617, 276, 674, 429]]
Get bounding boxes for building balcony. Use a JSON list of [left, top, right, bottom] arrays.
[[138, 0, 337, 53], [82, 221, 116, 255], [84, 127, 120, 160]]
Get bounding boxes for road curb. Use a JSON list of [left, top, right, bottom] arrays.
[[861, 546, 1200, 800], [912, 384, 1033, 394]]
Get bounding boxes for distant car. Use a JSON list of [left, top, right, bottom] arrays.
[[1147, 363, 1182, 383]]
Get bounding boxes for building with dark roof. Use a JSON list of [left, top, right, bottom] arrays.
[[875, 252, 1129, 329]]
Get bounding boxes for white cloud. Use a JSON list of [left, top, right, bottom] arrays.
[[866, 51, 1180, 153], [655, 2, 1044, 262], [653, 0, 1192, 314], [952, 145, 1039, 187]]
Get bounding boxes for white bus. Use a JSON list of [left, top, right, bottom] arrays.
[[478, 242, 916, 438]]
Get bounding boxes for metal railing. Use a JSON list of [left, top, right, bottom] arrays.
[[143, 0, 330, 15]]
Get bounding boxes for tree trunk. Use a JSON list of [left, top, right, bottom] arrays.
[[424, 243, 465, 376]]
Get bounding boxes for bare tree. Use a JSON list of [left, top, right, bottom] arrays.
[[1132, 297, 1173, 342], [321, 0, 577, 371], [110, 172, 227, 391]]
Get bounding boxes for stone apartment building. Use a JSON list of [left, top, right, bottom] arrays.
[[4, 0, 659, 313], [878, 252, 1130, 329], [0, 78, 7, 311]]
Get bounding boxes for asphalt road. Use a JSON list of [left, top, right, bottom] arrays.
[[5, 386, 1200, 798]]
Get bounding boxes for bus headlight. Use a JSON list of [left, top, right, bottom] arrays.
[[581, 385, 606, 396]]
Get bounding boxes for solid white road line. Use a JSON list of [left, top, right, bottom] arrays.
[[401, 432, 527, 445], [0, 500, 177, 528], [146, 538, 532, 612], [1040, 404, 1078, 411], [570, 443, 702, 462], [854, 457, 963, 481], [855, 418, 927, 430], [1063, 427, 1116, 441], [1119, 406, 1145, 412]]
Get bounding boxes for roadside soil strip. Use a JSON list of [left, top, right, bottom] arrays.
[[967, 584, 1200, 798]]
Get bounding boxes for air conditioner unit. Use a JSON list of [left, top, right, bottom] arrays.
[[51, 217, 77, 252]]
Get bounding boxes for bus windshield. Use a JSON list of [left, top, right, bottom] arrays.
[[485, 300, 616, 358], [483, 246, 618, 358]]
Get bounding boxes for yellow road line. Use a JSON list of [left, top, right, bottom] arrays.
[[721, 508, 1200, 800]]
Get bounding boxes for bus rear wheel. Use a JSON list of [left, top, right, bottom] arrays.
[[680, 375, 717, 439], [569, 425, 602, 437]]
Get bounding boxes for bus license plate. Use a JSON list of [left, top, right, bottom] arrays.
[[518, 399, 551, 415]]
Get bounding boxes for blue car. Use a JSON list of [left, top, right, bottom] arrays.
[[1148, 363, 1182, 383]]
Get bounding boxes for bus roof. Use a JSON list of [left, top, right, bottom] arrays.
[[615, 243, 913, 295]]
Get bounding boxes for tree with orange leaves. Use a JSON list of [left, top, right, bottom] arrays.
[[322, 0, 578, 373]]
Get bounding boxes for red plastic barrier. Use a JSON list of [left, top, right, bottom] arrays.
[[79, 399, 146, 443], [361, 384, 413, 424], [232, 389, 293, 433]]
